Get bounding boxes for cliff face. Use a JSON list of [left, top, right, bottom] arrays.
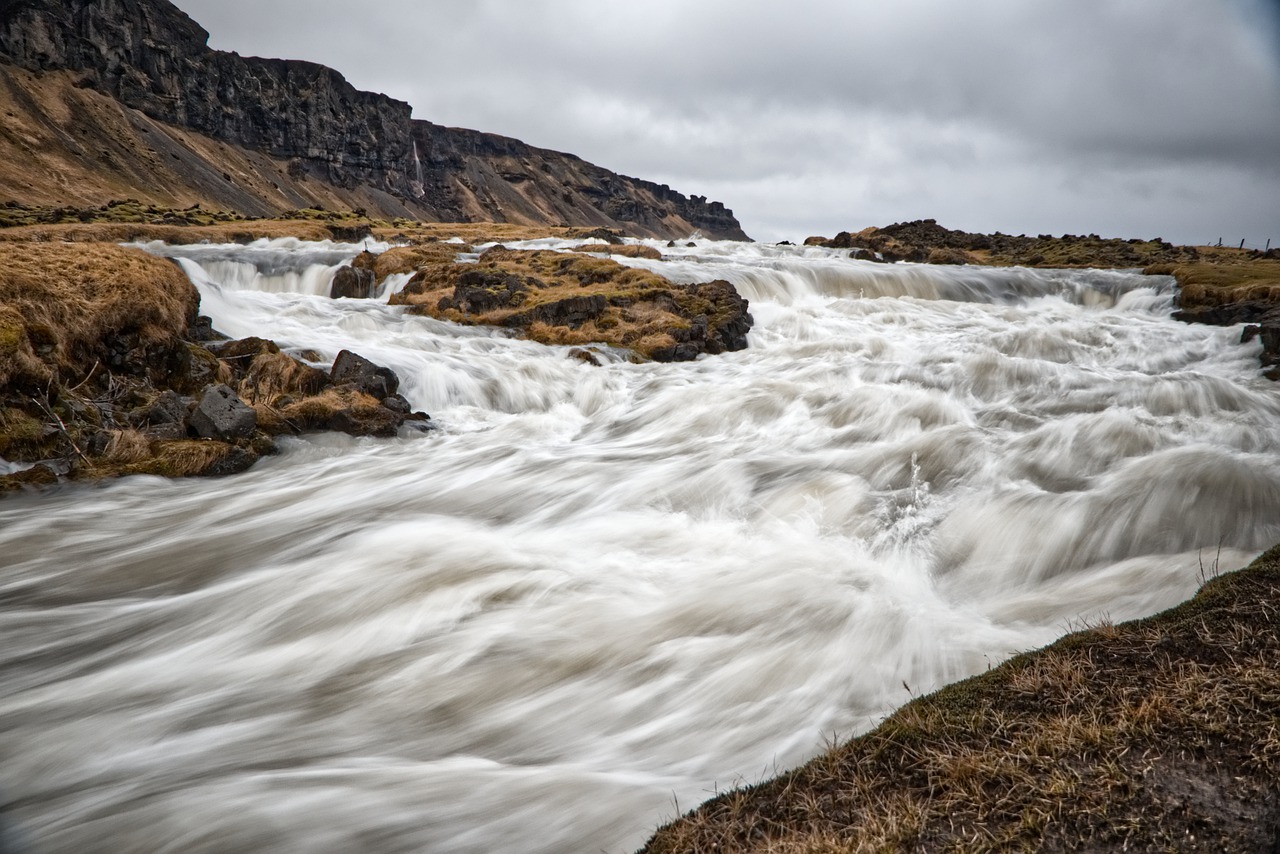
[[0, 0, 748, 240]]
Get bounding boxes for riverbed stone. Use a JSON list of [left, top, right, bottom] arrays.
[[330, 350, 400, 399], [189, 384, 257, 440], [330, 264, 377, 299]]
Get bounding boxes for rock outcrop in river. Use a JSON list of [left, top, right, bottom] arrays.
[[0, 0, 748, 240], [0, 241, 428, 492]]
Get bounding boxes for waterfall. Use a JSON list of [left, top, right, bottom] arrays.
[[2, 238, 1276, 853]]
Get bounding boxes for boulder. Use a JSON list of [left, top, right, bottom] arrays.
[[330, 264, 377, 299], [189, 384, 257, 440], [803, 236, 829, 246], [505, 295, 608, 329], [330, 350, 400, 399], [212, 337, 281, 362], [440, 269, 530, 313], [142, 390, 190, 426]]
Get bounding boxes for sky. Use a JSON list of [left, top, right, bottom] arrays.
[[176, 0, 1280, 245]]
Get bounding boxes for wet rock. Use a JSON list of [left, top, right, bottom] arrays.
[[927, 248, 974, 265], [187, 315, 224, 342], [804, 236, 829, 246], [381, 394, 412, 415], [651, 342, 702, 363], [689, 279, 753, 354], [203, 445, 262, 477], [165, 342, 224, 394], [330, 264, 377, 299], [140, 390, 190, 427], [326, 405, 401, 438], [211, 337, 281, 363], [571, 227, 624, 245], [569, 348, 602, 366], [851, 249, 881, 262], [506, 295, 608, 329], [826, 231, 857, 249], [144, 422, 187, 441], [1173, 301, 1279, 327], [440, 269, 530, 313], [189, 384, 258, 440], [330, 350, 400, 399], [328, 223, 373, 243]]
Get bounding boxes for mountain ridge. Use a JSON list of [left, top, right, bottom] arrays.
[[0, 0, 748, 240]]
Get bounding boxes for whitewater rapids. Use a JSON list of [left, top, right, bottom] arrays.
[[2, 237, 1279, 853]]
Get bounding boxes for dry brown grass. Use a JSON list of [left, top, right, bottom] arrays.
[[255, 387, 392, 435], [1147, 259, 1280, 308], [0, 242, 197, 386], [390, 247, 700, 357], [354, 244, 466, 279], [238, 351, 329, 406], [102, 429, 153, 464], [0, 220, 337, 245], [571, 243, 664, 260], [643, 548, 1280, 853]]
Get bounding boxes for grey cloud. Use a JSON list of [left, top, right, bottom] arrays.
[[177, 0, 1279, 244]]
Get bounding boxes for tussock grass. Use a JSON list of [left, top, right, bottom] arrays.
[[102, 429, 153, 464], [1147, 259, 1280, 308], [643, 548, 1280, 853], [571, 243, 664, 260], [354, 244, 466, 280], [390, 247, 699, 357], [0, 242, 197, 386], [256, 387, 393, 435], [238, 351, 329, 406]]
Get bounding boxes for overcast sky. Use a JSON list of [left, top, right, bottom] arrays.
[[176, 0, 1279, 245]]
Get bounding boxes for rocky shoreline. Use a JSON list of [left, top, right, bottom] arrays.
[[0, 241, 429, 494], [0, 218, 756, 493]]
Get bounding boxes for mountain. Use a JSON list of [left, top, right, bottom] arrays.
[[0, 0, 748, 240]]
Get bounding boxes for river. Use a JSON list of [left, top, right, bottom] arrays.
[[2, 237, 1277, 852]]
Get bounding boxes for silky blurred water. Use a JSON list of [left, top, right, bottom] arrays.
[[1, 238, 1276, 853]]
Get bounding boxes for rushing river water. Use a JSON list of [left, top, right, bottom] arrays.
[[3, 238, 1279, 853]]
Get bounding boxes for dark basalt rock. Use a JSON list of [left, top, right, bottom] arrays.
[[441, 270, 530, 313], [650, 279, 752, 361], [330, 265, 377, 300], [189, 383, 257, 440], [1175, 302, 1280, 379], [330, 350, 400, 400], [210, 336, 280, 362], [505, 295, 608, 329]]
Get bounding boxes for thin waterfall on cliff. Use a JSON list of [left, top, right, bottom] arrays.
[[2, 238, 1278, 853]]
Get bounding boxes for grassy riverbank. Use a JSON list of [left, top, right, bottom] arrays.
[[642, 548, 1280, 852]]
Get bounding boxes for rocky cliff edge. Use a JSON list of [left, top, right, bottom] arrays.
[[0, 0, 748, 240]]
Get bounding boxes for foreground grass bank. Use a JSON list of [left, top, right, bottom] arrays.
[[642, 549, 1280, 852]]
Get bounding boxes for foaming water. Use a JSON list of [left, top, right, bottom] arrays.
[[1, 240, 1277, 852]]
